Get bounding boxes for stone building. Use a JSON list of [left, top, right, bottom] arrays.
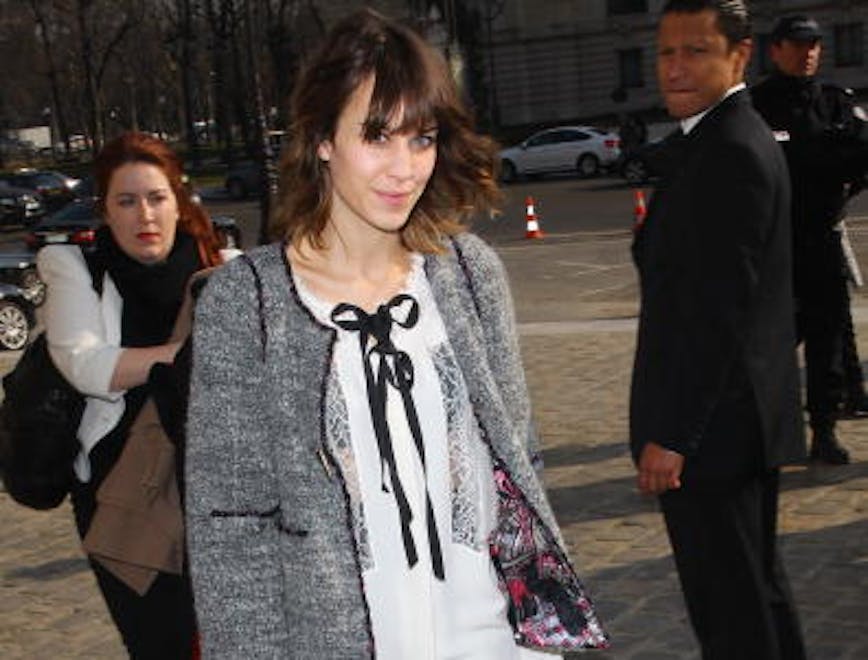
[[465, 0, 868, 130]]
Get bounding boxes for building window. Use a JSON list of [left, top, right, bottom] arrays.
[[834, 23, 864, 67], [607, 0, 648, 16], [618, 48, 644, 88]]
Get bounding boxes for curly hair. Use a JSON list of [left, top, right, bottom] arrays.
[[93, 132, 222, 266], [273, 8, 501, 253]]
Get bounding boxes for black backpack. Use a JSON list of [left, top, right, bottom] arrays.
[[0, 249, 105, 510]]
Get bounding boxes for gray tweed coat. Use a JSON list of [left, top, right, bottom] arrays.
[[185, 233, 607, 658]]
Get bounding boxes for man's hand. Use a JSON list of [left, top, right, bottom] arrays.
[[637, 442, 685, 495]]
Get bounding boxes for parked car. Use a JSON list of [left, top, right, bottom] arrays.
[[0, 182, 45, 227], [224, 161, 260, 200], [0, 250, 44, 306], [0, 136, 38, 162], [223, 137, 285, 200], [70, 174, 94, 199], [0, 169, 78, 212], [499, 126, 621, 182], [211, 215, 243, 250], [25, 197, 243, 252], [0, 283, 35, 350], [618, 130, 683, 184], [24, 198, 99, 252]]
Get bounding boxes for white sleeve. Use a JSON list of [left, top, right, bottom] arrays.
[[37, 245, 124, 400]]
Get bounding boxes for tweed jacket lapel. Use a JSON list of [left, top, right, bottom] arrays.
[[246, 244, 335, 459]]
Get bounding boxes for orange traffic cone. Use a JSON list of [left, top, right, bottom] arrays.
[[524, 196, 544, 239], [633, 189, 647, 230]]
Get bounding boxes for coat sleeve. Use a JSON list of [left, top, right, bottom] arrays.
[[185, 258, 291, 657], [819, 87, 868, 183], [643, 137, 783, 455], [36, 245, 123, 400], [455, 234, 542, 467]]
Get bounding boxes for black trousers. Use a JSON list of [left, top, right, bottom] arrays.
[[795, 239, 850, 429], [659, 470, 805, 660], [70, 423, 195, 660], [841, 290, 866, 404]]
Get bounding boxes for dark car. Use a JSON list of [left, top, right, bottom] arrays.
[[0, 182, 44, 227], [619, 131, 682, 184], [211, 215, 242, 250], [0, 135, 37, 161], [224, 161, 260, 200], [70, 174, 94, 199], [0, 282, 35, 350], [224, 132, 285, 200], [24, 198, 99, 252], [25, 197, 243, 252], [0, 250, 44, 306], [0, 170, 78, 212]]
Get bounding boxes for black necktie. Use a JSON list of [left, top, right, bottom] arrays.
[[331, 294, 445, 581]]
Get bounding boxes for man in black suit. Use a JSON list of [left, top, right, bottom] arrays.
[[630, 1, 807, 658]]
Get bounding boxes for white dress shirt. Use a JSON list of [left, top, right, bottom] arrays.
[[680, 82, 747, 135]]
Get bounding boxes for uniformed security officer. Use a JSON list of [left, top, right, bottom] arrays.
[[752, 15, 868, 465]]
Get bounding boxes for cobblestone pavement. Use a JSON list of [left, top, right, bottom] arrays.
[[1, 232, 867, 659]]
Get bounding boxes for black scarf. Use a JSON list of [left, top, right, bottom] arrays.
[[84, 227, 201, 489], [94, 226, 201, 347]]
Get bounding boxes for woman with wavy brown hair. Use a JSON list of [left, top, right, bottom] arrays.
[[186, 9, 607, 658], [38, 131, 222, 658]]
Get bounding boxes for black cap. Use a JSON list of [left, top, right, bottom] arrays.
[[771, 15, 823, 42]]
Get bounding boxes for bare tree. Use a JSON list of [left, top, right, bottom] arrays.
[[0, 0, 57, 142], [262, 0, 326, 130], [263, 0, 298, 129], [245, 0, 276, 244], [203, 0, 241, 163], [28, 0, 72, 156], [73, 0, 138, 152], [161, 0, 202, 165]]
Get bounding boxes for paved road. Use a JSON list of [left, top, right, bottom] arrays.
[[1, 179, 866, 658], [206, 174, 859, 244]]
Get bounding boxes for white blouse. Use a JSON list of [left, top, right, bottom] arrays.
[[294, 255, 556, 660]]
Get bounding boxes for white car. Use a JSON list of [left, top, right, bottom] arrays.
[[499, 126, 621, 181]]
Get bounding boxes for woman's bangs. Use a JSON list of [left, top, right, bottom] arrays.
[[364, 56, 440, 137]]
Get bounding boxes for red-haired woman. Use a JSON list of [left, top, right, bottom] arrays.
[[37, 131, 222, 657]]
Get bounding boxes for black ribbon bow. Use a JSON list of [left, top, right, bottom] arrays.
[[331, 294, 445, 580]]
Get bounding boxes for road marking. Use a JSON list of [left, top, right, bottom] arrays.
[[554, 261, 633, 272], [495, 231, 632, 251], [842, 215, 868, 228], [570, 280, 636, 298], [518, 318, 637, 336], [519, 305, 868, 337]]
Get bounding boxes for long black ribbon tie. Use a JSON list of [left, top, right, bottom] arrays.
[[331, 294, 445, 581]]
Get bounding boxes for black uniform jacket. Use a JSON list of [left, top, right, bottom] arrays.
[[630, 90, 805, 482], [751, 74, 868, 279]]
